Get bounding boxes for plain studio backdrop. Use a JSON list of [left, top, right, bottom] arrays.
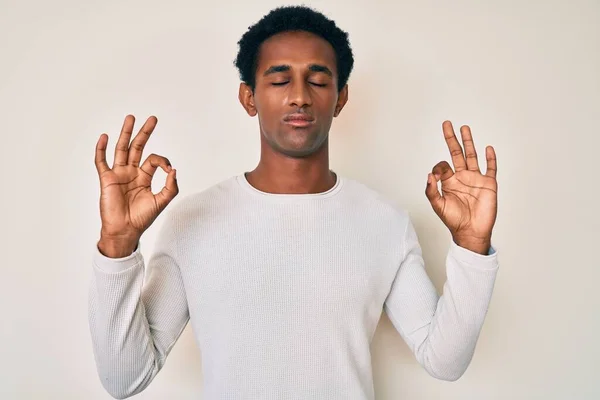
[[1, 0, 598, 399]]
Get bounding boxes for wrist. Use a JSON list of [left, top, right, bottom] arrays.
[[452, 235, 491, 255], [98, 235, 139, 258]]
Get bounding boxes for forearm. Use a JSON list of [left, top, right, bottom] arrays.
[[397, 242, 498, 381], [88, 261, 158, 398], [88, 248, 163, 399]]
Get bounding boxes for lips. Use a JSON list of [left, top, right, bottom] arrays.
[[283, 113, 315, 127]]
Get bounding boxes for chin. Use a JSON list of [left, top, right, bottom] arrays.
[[276, 144, 320, 158], [263, 128, 328, 158]]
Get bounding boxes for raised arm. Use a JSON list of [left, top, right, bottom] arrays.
[[88, 115, 188, 399], [384, 121, 500, 381], [384, 218, 498, 381]]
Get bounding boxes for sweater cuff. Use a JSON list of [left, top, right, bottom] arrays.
[[448, 240, 498, 270], [93, 241, 143, 273]]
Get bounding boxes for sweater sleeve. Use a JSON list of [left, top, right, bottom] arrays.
[[383, 216, 499, 381], [88, 214, 190, 399]]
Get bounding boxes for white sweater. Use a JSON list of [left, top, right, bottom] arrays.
[[88, 173, 499, 399]]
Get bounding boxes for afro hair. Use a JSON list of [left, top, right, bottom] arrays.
[[234, 5, 354, 93]]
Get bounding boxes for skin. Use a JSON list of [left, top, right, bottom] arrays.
[[94, 30, 498, 258], [426, 122, 498, 254], [238, 30, 348, 195]]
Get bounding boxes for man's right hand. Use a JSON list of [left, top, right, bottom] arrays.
[[94, 115, 179, 258]]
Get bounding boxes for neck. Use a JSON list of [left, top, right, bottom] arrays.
[[245, 139, 336, 194]]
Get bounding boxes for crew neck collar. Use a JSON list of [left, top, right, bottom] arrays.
[[236, 171, 344, 200]]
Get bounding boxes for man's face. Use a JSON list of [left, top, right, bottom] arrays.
[[239, 30, 348, 158]]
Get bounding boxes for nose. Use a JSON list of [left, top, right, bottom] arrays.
[[288, 80, 312, 108]]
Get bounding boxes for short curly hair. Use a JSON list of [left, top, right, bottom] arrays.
[[234, 5, 354, 93]]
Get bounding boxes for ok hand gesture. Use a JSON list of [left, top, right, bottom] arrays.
[[94, 115, 179, 257], [425, 121, 498, 255]]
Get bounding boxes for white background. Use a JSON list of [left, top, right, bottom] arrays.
[[1, 0, 599, 398]]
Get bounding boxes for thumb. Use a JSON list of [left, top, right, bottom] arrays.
[[425, 173, 444, 217]]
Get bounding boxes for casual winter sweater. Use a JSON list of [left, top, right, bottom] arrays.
[[88, 173, 499, 400]]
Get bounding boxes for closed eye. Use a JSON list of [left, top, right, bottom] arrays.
[[271, 82, 327, 87]]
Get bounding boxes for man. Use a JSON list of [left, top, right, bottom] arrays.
[[89, 5, 499, 400]]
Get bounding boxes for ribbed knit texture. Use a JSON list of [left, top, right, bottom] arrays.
[[88, 173, 499, 399]]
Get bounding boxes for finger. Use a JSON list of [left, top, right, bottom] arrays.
[[460, 125, 480, 171], [155, 168, 179, 212], [95, 134, 111, 176], [432, 160, 454, 181], [128, 116, 158, 167], [139, 153, 172, 179], [485, 146, 497, 178], [425, 173, 444, 217], [113, 115, 135, 167], [442, 120, 467, 172]]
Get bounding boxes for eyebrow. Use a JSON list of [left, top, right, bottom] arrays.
[[263, 64, 333, 77]]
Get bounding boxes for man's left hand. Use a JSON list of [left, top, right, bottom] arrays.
[[425, 121, 498, 255]]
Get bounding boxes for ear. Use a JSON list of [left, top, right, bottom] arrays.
[[333, 84, 349, 117], [238, 82, 257, 116]]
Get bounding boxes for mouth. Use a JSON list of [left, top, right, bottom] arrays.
[[283, 113, 315, 128]]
